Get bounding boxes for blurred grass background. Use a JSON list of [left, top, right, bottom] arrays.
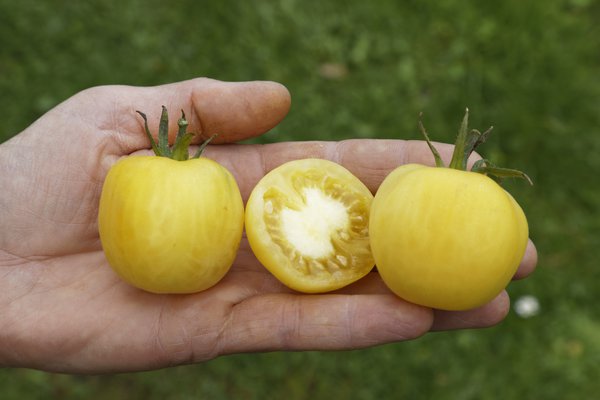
[[1, 0, 599, 398]]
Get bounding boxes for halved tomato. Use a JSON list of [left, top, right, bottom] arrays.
[[245, 158, 374, 293]]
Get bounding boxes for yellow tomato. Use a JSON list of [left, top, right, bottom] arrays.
[[245, 159, 374, 293], [370, 165, 528, 310], [370, 110, 530, 311], [99, 156, 244, 293], [98, 107, 244, 294]]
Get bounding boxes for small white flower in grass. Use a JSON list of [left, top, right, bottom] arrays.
[[514, 295, 540, 318]]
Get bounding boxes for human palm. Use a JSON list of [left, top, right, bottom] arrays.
[[0, 78, 537, 373]]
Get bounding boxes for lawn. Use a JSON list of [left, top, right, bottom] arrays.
[[1, 0, 599, 398]]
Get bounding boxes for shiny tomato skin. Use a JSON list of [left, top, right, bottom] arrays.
[[245, 158, 374, 293], [370, 164, 528, 311], [98, 156, 244, 294]]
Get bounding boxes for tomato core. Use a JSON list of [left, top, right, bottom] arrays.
[[279, 188, 349, 259]]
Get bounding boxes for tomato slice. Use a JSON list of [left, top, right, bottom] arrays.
[[245, 159, 374, 293]]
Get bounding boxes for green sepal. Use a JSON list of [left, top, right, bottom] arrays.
[[418, 113, 445, 167], [136, 111, 160, 155], [448, 108, 470, 170], [157, 106, 172, 157], [472, 159, 533, 185], [136, 106, 215, 161], [448, 108, 494, 170], [418, 109, 532, 186], [193, 134, 218, 159]]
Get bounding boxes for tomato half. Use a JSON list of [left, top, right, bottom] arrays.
[[245, 159, 374, 293]]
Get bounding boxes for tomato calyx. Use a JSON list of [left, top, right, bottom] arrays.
[[419, 108, 532, 185], [137, 106, 216, 161]]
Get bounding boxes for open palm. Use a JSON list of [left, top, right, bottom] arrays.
[[0, 78, 537, 373]]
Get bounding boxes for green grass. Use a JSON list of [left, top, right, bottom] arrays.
[[1, 0, 599, 398]]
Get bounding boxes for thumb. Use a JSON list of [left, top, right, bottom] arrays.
[[134, 78, 291, 145], [70, 78, 291, 152], [186, 78, 292, 144]]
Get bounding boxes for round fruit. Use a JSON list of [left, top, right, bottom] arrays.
[[98, 107, 244, 294], [370, 110, 530, 310]]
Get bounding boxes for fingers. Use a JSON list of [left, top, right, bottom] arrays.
[[186, 79, 292, 144], [206, 139, 456, 199], [258, 140, 456, 193], [431, 291, 510, 331], [77, 78, 291, 153], [513, 239, 537, 280], [217, 293, 433, 356]]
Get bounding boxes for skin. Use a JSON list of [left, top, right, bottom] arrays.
[[0, 78, 538, 374]]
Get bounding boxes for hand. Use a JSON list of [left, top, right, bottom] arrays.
[[0, 78, 537, 373]]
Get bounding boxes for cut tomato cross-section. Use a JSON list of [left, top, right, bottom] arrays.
[[245, 159, 374, 293]]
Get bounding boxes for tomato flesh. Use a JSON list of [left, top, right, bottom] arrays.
[[245, 159, 374, 293]]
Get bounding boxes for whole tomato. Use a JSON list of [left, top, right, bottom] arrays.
[[98, 107, 244, 294], [370, 110, 531, 311]]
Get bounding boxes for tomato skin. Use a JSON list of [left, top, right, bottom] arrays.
[[370, 164, 528, 311], [98, 156, 244, 294], [245, 158, 374, 293]]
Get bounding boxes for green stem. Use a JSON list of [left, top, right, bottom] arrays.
[[171, 110, 192, 161], [136, 106, 214, 160], [419, 109, 532, 185], [175, 110, 189, 144]]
